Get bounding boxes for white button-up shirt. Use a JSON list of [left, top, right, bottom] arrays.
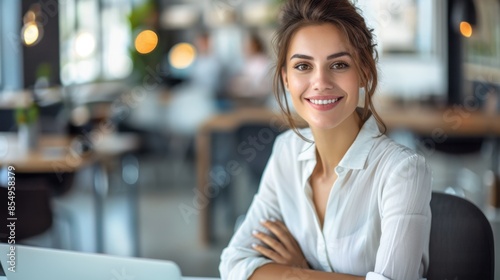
[[220, 116, 432, 280]]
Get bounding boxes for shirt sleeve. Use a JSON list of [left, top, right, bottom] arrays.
[[367, 154, 432, 280], [219, 135, 285, 280]]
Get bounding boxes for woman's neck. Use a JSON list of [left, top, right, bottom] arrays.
[[311, 112, 362, 177]]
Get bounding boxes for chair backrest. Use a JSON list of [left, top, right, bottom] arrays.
[[0, 182, 53, 241], [427, 192, 495, 280], [235, 123, 282, 185]]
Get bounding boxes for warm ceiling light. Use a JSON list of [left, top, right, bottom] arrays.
[[22, 22, 41, 46], [460, 21, 473, 38], [21, 3, 44, 46], [135, 30, 159, 54], [168, 43, 196, 69], [451, 0, 477, 35]]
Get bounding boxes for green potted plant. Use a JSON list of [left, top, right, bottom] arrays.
[[15, 102, 40, 152]]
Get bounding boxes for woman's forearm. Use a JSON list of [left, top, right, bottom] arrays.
[[249, 263, 365, 280]]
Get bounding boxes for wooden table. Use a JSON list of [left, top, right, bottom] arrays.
[[379, 105, 500, 136], [0, 132, 140, 253], [0, 132, 139, 170], [0, 133, 92, 173]]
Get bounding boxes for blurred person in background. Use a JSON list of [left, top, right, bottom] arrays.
[[226, 32, 273, 107], [188, 31, 224, 96], [220, 0, 431, 279], [165, 31, 221, 137]]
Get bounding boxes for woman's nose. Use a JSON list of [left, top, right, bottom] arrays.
[[312, 68, 334, 92]]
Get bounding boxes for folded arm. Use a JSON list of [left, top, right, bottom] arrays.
[[250, 264, 365, 280], [250, 219, 364, 280]]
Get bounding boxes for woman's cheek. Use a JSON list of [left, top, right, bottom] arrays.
[[289, 75, 309, 96]]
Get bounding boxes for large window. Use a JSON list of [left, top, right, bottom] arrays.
[[59, 0, 133, 85], [101, 0, 133, 80], [357, 0, 446, 99], [0, 2, 3, 90], [465, 0, 500, 67]]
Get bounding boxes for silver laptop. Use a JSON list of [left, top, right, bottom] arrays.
[[0, 243, 182, 280]]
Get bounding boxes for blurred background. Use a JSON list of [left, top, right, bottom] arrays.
[[0, 0, 499, 278]]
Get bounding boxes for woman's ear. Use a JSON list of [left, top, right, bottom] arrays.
[[281, 68, 288, 90], [359, 71, 369, 88]]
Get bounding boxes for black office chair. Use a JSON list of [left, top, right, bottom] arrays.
[[228, 123, 283, 232], [235, 123, 281, 192], [0, 175, 80, 249], [427, 192, 495, 280], [0, 180, 53, 242]]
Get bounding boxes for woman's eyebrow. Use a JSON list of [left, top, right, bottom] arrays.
[[327, 52, 351, 60], [290, 52, 352, 61]]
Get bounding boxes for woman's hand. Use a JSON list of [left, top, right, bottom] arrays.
[[252, 219, 310, 269]]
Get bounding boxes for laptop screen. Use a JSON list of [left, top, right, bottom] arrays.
[[0, 244, 182, 280]]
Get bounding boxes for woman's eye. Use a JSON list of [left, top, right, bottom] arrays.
[[294, 64, 310, 71], [332, 62, 349, 70]]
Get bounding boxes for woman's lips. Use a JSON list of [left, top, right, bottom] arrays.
[[305, 96, 344, 111]]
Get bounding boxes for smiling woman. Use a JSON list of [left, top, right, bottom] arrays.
[[219, 0, 432, 280]]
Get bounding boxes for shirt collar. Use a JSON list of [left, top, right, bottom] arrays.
[[297, 116, 380, 170]]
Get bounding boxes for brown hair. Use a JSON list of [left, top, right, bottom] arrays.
[[272, 0, 386, 139]]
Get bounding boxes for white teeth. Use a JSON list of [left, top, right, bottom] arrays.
[[309, 98, 339, 105]]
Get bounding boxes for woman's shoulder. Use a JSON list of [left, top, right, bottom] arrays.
[[370, 134, 428, 168]]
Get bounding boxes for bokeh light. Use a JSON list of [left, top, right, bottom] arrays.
[[21, 4, 44, 46], [168, 43, 196, 69], [22, 22, 41, 46], [71, 106, 91, 127], [75, 31, 96, 58], [460, 21, 473, 38], [135, 30, 158, 54]]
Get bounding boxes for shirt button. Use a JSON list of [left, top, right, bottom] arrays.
[[336, 166, 344, 173]]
